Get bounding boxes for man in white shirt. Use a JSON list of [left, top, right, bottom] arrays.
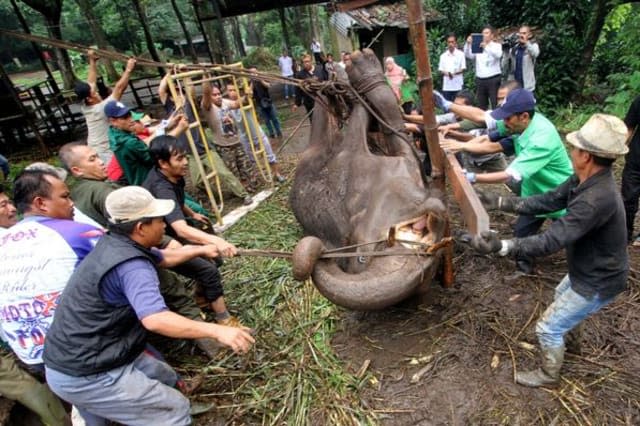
[[277, 50, 294, 99], [438, 33, 466, 101], [310, 38, 322, 64], [74, 49, 136, 164], [464, 25, 503, 110]]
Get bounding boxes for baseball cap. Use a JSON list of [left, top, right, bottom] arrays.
[[74, 81, 91, 102], [565, 114, 628, 159], [104, 100, 132, 118], [131, 111, 145, 121], [490, 89, 536, 120], [105, 186, 174, 224]]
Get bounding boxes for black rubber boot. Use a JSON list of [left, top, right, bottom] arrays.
[[516, 345, 565, 387], [565, 324, 584, 355]]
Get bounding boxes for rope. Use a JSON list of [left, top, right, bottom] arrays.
[[1, 28, 410, 144]]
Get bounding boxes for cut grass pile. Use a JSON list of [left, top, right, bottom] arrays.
[[187, 181, 376, 424]]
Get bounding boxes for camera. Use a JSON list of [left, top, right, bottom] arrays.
[[502, 32, 519, 50]]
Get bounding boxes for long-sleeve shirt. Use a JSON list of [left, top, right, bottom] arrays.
[[464, 40, 502, 78], [511, 169, 628, 299]]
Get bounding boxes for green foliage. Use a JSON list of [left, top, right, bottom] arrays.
[[243, 47, 277, 71]]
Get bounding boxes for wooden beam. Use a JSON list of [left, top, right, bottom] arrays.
[[336, 0, 380, 12], [444, 150, 490, 235]]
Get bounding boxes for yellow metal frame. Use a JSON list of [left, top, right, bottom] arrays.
[[163, 64, 275, 225], [224, 63, 273, 184], [165, 69, 225, 225]]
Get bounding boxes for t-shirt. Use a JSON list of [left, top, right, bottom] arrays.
[[201, 98, 240, 147], [100, 257, 168, 320], [0, 217, 103, 364], [438, 49, 466, 91], [81, 95, 114, 158], [278, 56, 293, 77], [501, 113, 573, 217], [142, 167, 185, 238]]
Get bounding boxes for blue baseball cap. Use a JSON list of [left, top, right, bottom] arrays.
[[104, 100, 131, 118], [490, 89, 536, 120]]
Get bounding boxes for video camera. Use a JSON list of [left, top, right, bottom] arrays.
[[501, 32, 519, 50]]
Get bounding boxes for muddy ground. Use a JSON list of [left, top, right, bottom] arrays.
[[277, 102, 640, 424], [2, 88, 638, 425]]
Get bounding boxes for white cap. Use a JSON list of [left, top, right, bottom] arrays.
[[566, 114, 629, 159], [105, 186, 174, 224]]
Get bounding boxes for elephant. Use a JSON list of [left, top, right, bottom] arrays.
[[289, 49, 447, 311]]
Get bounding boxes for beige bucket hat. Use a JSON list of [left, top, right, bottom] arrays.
[[566, 113, 628, 159], [106, 186, 174, 224]]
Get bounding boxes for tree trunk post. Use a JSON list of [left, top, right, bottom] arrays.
[[171, 0, 198, 63], [278, 8, 291, 53], [74, 0, 119, 82], [130, 0, 165, 75], [231, 17, 246, 57], [190, 0, 215, 63]]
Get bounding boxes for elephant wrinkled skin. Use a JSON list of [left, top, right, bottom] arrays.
[[290, 49, 446, 310]]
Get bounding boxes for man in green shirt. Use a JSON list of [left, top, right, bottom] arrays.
[[106, 100, 188, 185], [444, 89, 573, 275]]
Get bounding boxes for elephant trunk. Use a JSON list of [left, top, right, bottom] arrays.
[[311, 254, 439, 310]]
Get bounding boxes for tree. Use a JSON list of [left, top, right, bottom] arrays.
[[170, 0, 198, 63], [231, 16, 246, 58], [130, 0, 163, 75], [20, 0, 77, 89], [74, 0, 119, 81]]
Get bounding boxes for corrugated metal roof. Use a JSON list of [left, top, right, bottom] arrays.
[[330, 12, 358, 36], [345, 3, 442, 30]]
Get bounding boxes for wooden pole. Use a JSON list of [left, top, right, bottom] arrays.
[[405, 0, 453, 286], [405, 0, 444, 183]]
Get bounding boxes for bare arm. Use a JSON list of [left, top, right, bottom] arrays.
[[169, 220, 238, 257], [167, 116, 189, 138], [475, 171, 509, 184], [158, 243, 220, 268], [111, 58, 137, 100], [440, 135, 503, 154], [201, 78, 212, 111], [447, 103, 486, 124], [158, 73, 170, 105], [87, 49, 98, 85], [141, 311, 254, 354], [403, 113, 424, 125]]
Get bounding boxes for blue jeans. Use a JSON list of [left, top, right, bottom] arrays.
[[259, 104, 282, 137], [536, 275, 616, 349], [240, 129, 277, 164], [45, 351, 191, 426], [283, 80, 293, 98]]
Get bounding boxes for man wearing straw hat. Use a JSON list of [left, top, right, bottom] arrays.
[[468, 113, 629, 387]]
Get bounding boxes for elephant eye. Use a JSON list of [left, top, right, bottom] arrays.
[[357, 255, 367, 264]]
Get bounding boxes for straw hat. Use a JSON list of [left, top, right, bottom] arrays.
[[566, 114, 628, 159]]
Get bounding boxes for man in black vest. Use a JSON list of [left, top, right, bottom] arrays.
[[43, 186, 255, 425]]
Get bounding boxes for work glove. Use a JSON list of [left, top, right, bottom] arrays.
[[433, 90, 452, 112], [476, 189, 518, 212], [470, 231, 516, 256], [461, 169, 476, 183]]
